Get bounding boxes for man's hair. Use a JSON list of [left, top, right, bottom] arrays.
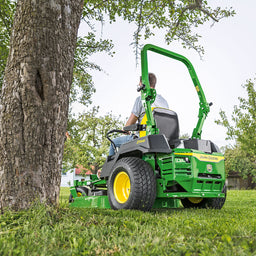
[[140, 73, 157, 88]]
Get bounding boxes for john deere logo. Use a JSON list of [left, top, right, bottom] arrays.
[[207, 164, 213, 172], [174, 153, 224, 163], [207, 164, 212, 172]]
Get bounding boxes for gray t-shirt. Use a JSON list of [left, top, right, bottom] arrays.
[[131, 94, 169, 122]]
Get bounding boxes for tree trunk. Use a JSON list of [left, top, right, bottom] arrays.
[[0, 0, 83, 210]]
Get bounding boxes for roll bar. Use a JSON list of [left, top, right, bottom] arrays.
[[140, 44, 211, 139]]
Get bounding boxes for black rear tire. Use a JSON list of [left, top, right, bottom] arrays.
[[204, 184, 227, 209], [181, 184, 227, 209], [108, 157, 156, 211]]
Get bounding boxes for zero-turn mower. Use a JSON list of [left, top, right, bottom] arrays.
[[69, 44, 226, 211]]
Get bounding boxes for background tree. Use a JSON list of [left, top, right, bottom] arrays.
[[0, 0, 234, 210], [63, 107, 124, 173], [223, 145, 256, 184], [216, 78, 256, 183], [216, 78, 256, 156]]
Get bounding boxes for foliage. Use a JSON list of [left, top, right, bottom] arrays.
[[82, 0, 235, 58], [0, 189, 256, 255], [224, 145, 256, 183], [216, 78, 256, 181], [180, 133, 190, 139], [216, 78, 256, 156], [63, 107, 125, 173], [70, 33, 114, 108], [0, 0, 15, 88]]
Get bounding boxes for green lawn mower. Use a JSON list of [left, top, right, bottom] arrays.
[[69, 44, 226, 211]]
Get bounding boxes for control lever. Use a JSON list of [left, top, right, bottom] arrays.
[[137, 84, 145, 92]]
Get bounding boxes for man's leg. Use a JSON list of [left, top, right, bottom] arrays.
[[109, 135, 133, 156]]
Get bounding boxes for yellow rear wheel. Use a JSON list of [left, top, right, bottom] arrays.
[[113, 171, 131, 204], [188, 197, 203, 204]]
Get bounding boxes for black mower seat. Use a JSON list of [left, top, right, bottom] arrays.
[[140, 108, 180, 148]]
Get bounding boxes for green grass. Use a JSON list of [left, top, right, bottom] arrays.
[[1, 190, 256, 256]]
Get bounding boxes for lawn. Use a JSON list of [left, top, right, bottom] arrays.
[[0, 189, 255, 256]]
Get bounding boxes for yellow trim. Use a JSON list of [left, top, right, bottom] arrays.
[[137, 139, 145, 144], [139, 110, 149, 137], [113, 172, 131, 204], [139, 107, 173, 137], [195, 85, 200, 92], [174, 152, 224, 163]]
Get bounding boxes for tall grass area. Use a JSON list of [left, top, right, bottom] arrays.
[[1, 189, 256, 255]]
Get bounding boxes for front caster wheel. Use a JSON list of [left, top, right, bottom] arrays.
[[69, 187, 89, 203]]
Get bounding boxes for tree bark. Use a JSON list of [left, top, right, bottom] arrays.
[[0, 0, 83, 210]]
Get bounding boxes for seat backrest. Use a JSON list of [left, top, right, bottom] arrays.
[[140, 108, 180, 148]]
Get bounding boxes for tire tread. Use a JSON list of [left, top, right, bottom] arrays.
[[108, 157, 156, 211]]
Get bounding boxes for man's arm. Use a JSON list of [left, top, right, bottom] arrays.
[[125, 113, 138, 127]]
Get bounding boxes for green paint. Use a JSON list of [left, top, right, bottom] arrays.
[[70, 196, 111, 209]]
